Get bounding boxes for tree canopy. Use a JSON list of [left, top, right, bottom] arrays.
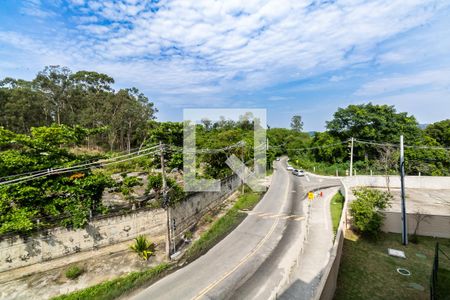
[[0, 66, 157, 152]]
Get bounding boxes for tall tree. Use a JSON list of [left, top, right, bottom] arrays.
[[0, 78, 48, 132], [326, 103, 421, 142], [425, 119, 450, 147], [33, 66, 73, 125], [290, 115, 303, 132]]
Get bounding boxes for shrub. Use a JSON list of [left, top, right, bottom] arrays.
[[350, 187, 392, 237], [145, 173, 185, 206], [184, 230, 193, 240], [130, 235, 155, 260], [65, 265, 85, 280]]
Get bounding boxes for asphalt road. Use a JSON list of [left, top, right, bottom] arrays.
[[131, 158, 340, 300]]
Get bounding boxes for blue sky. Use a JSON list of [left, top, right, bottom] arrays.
[[1, 0, 450, 131]]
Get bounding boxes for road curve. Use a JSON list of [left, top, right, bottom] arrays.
[[130, 158, 340, 300]]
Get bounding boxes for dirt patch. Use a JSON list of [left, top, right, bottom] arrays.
[[0, 239, 166, 300]]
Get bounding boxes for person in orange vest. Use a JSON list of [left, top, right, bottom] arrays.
[[320, 191, 323, 197]]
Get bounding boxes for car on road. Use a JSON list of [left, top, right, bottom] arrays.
[[292, 169, 305, 177], [276, 157, 280, 161], [287, 165, 294, 171]]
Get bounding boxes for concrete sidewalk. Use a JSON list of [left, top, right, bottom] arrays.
[[279, 187, 339, 300]]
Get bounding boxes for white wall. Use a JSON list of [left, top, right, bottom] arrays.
[[342, 175, 450, 190]]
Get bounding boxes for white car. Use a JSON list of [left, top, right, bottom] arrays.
[[287, 166, 294, 171]]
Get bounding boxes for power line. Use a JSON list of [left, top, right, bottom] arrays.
[[269, 140, 349, 151], [0, 146, 160, 186], [353, 138, 450, 150]]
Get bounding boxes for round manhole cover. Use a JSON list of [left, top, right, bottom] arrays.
[[397, 268, 411, 276]]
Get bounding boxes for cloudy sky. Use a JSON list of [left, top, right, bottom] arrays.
[[1, 0, 450, 130]]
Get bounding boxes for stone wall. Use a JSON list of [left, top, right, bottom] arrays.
[[0, 175, 240, 272], [171, 174, 241, 239], [0, 208, 166, 272]]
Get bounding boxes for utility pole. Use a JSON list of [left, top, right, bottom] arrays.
[[349, 137, 354, 177], [160, 142, 171, 259], [400, 135, 408, 245], [241, 142, 245, 195]]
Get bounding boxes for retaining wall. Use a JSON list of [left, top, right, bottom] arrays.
[[0, 208, 166, 272], [315, 180, 349, 300], [0, 175, 241, 273], [171, 174, 241, 239]]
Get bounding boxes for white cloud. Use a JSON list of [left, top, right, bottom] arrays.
[[355, 68, 450, 96], [3, 0, 450, 109], [20, 0, 55, 18]]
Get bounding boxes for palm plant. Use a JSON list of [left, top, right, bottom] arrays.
[[130, 235, 155, 260]]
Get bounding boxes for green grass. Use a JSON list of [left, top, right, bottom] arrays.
[[65, 265, 85, 280], [334, 232, 450, 300], [437, 267, 450, 298], [330, 192, 344, 234], [184, 190, 262, 263], [53, 263, 170, 300]]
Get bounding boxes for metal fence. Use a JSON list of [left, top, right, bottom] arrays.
[[430, 242, 450, 300]]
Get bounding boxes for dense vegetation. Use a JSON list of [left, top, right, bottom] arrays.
[[1, 66, 449, 236], [0, 66, 156, 152], [0, 125, 114, 234], [293, 104, 450, 176]]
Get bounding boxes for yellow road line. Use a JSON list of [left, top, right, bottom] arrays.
[[192, 177, 291, 300]]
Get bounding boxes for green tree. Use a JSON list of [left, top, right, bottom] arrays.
[[425, 119, 450, 147], [290, 115, 304, 132], [326, 103, 421, 143], [350, 187, 392, 237], [0, 78, 49, 132], [33, 65, 73, 125]]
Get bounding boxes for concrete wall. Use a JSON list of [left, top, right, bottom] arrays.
[[0, 175, 240, 272], [0, 208, 166, 272], [342, 175, 450, 190], [315, 181, 349, 300], [382, 211, 450, 238], [171, 175, 241, 239]]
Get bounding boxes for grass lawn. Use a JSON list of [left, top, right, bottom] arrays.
[[334, 232, 450, 300], [330, 191, 344, 234]]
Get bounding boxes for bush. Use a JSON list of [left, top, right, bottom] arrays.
[[65, 265, 85, 280], [130, 235, 155, 260], [350, 187, 392, 237], [145, 173, 185, 206]]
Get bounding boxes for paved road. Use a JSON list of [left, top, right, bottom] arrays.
[[131, 158, 340, 300]]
